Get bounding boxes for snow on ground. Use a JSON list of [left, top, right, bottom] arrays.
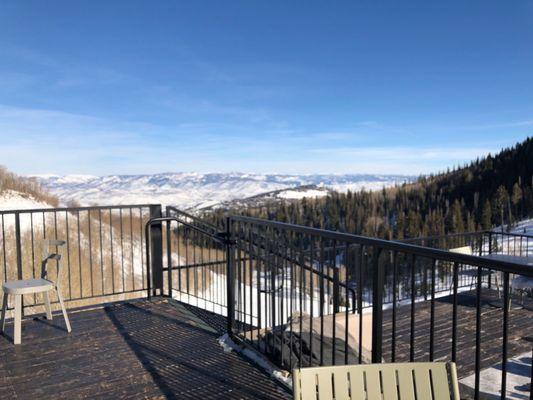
[[491, 218, 533, 257], [34, 172, 413, 209], [174, 270, 333, 328], [0, 190, 51, 211], [276, 189, 328, 200], [0, 190, 53, 230], [511, 218, 533, 236]]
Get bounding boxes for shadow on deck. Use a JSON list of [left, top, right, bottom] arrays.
[[0, 299, 290, 399]]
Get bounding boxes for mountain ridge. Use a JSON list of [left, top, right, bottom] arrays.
[[34, 172, 413, 210]]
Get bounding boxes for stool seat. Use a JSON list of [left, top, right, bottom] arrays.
[[3, 279, 54, 295]]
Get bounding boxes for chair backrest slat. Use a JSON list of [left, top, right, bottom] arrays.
[[292, 362, 459, 400], [365, 368, 381, 400], [397, 367, 416, 400], [413, 365, 433, 399], [41, 239, 66, 285], [381, 367, 399, 400], [431, 364, 452, 400], [348, 368, 365, 399], [316, 370, 333, 400], [300, 369, 317, 400], [332, 370, 349, 399]]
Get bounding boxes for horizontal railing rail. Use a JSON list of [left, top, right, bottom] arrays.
[[230, 216, 533, 275]]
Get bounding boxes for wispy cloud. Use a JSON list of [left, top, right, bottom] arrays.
[[310, 146, 496, 161], [461, 120, 533, 130]]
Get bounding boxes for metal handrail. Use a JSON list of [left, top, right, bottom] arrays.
[[400, 229, 533, 243], [0, 203, 160, 215], [166, 206, 219, 232], [229, 216, 533, 276]]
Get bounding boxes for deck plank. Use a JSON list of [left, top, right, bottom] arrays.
[[0, 299, 290, 399], [381, 289, 533, 379]]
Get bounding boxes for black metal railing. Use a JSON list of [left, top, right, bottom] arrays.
[[162, 206, 229, 314], [0, 204, 161, 314], [402, 229, 533, 258], [221, 216, 533, 400], [2, 202, 531, 400]]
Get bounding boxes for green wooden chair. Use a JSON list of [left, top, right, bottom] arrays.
[[293, 362, 460, 400]]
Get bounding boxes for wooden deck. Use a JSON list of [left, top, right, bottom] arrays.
[[381, 289, 533, 379], [0, 299, 290, 399]]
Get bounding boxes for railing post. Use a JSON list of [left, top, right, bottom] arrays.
[[371, 247, 383, 363], [226, 217, 235, 336], [149, 205, 164, 297]]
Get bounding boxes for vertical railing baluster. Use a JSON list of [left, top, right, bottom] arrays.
[[371, 246, 384, 363], [15, 213, 22, 281], [474, 266, 483, 400], [309, 236, 315, 366], [119, 208, 125, 293], [501, 271, 510, 400], [139, 208, 145, 290], [358, 244, 364, 364], [225, 217, 235, 336], [98, 209, 104, 294], [109, 210, 115, 295], [410, 253, 416, 362], [165, 214, 172, 297], [452, 261, 458, 362], [319, 237, 325, 366], [298, 233, 304, 367], [391, 250, 398, 363], [30, 213, 36, 304], [344, 241, 349, 365], [88, 210, 94, 297], [65, 211, 72, 299], [77, 210, 82, 299], [129, 208, 134, 292], [429, 258, 436, 361]]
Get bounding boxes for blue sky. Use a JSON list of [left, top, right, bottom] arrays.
[[0, 1, 532, 176]]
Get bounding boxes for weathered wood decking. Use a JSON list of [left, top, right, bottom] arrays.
[[0, 291, 530, 399], [381, 289, 533, 380], [0, 299, 290, 399]]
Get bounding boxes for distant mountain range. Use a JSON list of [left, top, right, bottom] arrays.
[[34, 172, 413, 210]]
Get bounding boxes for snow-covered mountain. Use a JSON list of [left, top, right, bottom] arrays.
[[34, 172, 413, 210]]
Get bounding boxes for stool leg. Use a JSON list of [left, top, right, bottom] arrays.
[[43, 291, 53, 320], [14, 295, 22, 345], [0, 293, 7, 332], [56, 289, 71, 333]]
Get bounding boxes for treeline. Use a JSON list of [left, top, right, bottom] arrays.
[[0, 165, 59, 207], [207, 137, 533, 239]]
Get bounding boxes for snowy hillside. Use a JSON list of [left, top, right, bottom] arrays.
[[34, 172, 412, 209], [0, 189, 52, 211]]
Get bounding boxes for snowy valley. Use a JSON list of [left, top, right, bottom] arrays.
[[34, 172, 412, 210]]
